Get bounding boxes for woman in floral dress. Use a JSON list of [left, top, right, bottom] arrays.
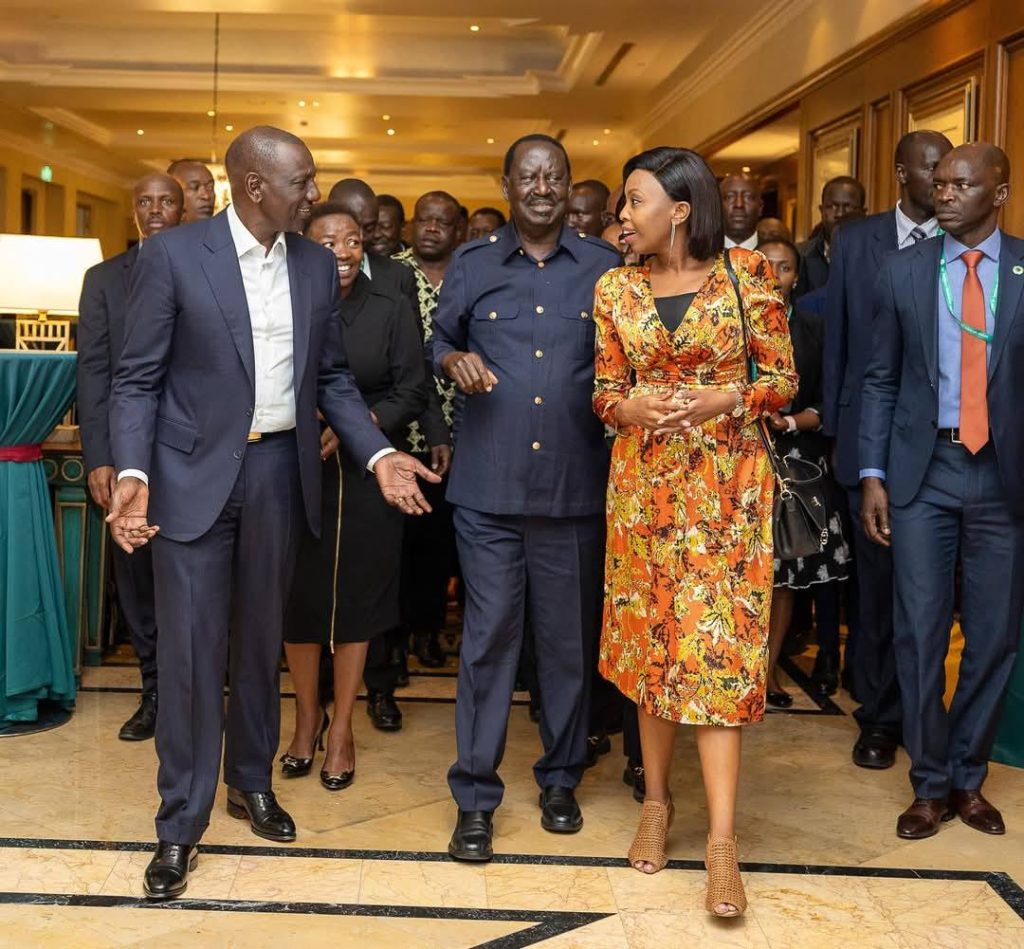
[[593, 147, 797, 917]]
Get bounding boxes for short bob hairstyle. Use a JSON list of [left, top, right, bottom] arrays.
[[622, 147, 724, 261], [302, 201, 360, 236]]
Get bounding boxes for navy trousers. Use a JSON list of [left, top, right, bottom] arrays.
[[847, 487, 902, 736], [889, 439, 1024, 798], [111, 543, 158, 694], [448, 507, 604, 811], [151, 435, 303, 844]]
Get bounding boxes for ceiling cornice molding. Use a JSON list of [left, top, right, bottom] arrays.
[[638, 0, 820, 139], [29, 107, 113, 147], [2, 129, 134, 190]]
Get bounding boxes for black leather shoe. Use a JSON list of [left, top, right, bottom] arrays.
[[584, 732, 611, 769], [412, 632, 446, 669], [852, 727, 897, 770], [366, 691, 403, 731], [448, 809, 494, 862], [119, 691, 157, 741], [280, 711, 328, 778], [767, 688, 793, 709], [320, 767, 355, 791], [623, 760, 645, 803], [143, 841, 197, 900], [539, 786, 583, 834], [226, 788, 296, 842], [811, 654, 839, 697]]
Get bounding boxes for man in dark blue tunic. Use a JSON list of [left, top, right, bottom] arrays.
[[433, 134, 620, 862]]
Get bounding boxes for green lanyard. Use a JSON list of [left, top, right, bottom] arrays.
[[939, 253, 997, 344]]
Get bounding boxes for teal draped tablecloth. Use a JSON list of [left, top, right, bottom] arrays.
[[992, 622, 1024, 768], [0, 351, 77, 724]]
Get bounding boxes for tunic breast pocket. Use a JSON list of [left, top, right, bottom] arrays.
[[558, 305, 596, 356], [470, 303, 520, 358]]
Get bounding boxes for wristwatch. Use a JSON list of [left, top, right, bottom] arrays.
[[730, 391, 745, 418]]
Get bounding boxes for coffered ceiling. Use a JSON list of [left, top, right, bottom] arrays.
[[0, 0, 935, 208]]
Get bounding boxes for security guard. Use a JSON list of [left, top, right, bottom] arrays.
[[433, 134, 620, 862]]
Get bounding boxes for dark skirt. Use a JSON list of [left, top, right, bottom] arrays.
[[284, 451, 403, 646]]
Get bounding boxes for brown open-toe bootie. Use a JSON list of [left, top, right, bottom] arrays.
[[705, 835, 747, 917], [627, 799, 674, 874]]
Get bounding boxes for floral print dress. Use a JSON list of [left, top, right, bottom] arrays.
[[593, 250, 798, 726]]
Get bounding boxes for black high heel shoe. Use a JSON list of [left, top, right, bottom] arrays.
[[279, 710, 328, 778], [320, 727, 355, 791], [767, 688, 793, 709]]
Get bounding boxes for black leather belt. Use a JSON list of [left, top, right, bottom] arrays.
[[936, 428, 962, 444]]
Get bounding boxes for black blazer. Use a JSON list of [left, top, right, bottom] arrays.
[[796, 232, 829, 299], [338, 273, 428, 455], [822, 210, 899, 486], [77, 244, 139, 473], [860, 232, 1024, 512], [109, 211, 390, 542], [776, 306, 827, 459]]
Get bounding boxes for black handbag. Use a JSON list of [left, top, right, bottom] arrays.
[[723, 251, 829, 561]]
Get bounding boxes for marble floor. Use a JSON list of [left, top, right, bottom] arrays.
[[0, 658, 1022, 947]]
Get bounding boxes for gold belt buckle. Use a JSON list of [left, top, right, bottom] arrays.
[[247, 431, 263, 443]]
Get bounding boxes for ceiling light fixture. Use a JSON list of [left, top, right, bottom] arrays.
[[225, 124, 234, 132], [470, 24, 480, 32], [603, 128, 611, 135], [207, 110, 216, 118], [387, 128, 396, 136], [312, 100, 320, 108], [741, 165, 751, 173], [136, 129, 145, 136], [382, 114, 391, 121], [592, 139, 600, 146], [298, 100, 307, 108], [486, 137, 495, 144]]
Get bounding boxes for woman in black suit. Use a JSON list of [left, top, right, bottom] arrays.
[[281, 203, 428, 790], [759, 239, 850, 707]]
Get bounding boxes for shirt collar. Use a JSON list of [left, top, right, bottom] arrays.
[[943, 228, 1001, 264], [360, 254, 373, 279], [725, 232, 758, 251], [894, 201, 939, 245], [497, 222, 580, 263], [226, 203, 287, 260]]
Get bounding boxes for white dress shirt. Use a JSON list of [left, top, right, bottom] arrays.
[[120, 206, 393, 483], [725, 232, 759, 251], [894, 200, 940, 249]]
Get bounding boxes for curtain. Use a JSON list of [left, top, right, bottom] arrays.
[[0, 352, 77, 723]]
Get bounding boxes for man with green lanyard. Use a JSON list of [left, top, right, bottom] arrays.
[[859, 143, 1024, 841]]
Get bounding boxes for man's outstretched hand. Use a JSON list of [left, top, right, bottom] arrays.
[[373, 451, 442, 515], [106, 477, 160, 553]]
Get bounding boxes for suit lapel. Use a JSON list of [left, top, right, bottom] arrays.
[[121, 244, 138, 294], [287, 235, 312, 395], [870, 210, 899, 267], [910, 239, 941, 386], [201, 212, 256, 391], [989, 233, 1024, 380]]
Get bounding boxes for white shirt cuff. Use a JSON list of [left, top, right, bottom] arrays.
[[118, 469, 149, 485], [366, 447, 396, 472]]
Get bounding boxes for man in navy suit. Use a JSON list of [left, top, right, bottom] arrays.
[[107, 127, 438, 900], [77, 172, 183, 741], [860, 143, 1024, 839], [433, 134, 619, 862], [823, 130, 952, 770]]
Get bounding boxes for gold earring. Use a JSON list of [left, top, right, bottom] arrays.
[[670, 221, 676, 252]]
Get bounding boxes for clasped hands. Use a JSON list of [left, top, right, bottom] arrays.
[[614, 389, 737, 435]]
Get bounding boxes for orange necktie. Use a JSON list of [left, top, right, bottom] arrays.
[[959, 250, 989, 454]]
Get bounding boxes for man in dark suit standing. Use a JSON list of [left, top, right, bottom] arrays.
[[433, 134, 619, 862], [860, 143, 1023, 840], [107, 127, 438, 900], [823, 130, 952, 770], [796, 176, 866, 298], [166, 159, 216, 222], [77, 172, 184, 741]]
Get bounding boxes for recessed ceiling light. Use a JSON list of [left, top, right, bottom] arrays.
[[136, 129, 145, 136], [386, 128, 396, 136], [603, 128, 611, 135], [741, 165, 751, 173], [381, 114, 391, 121], [225, 124, 234, 132], [592, 139, 600, 146], [486, 137, 495, 144], [206, 110, 215, 117], [298, 100, 307, 107], [470, 24, 480, 32], [312, 100, 320, 108]]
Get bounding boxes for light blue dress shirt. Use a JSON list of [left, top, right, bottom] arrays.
[[860, 228, 1001, 482]]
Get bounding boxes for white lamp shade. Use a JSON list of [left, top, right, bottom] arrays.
[[0, 234, 104, 316]]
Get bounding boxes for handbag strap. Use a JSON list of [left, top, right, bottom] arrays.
[[722, 250, 786, 486]]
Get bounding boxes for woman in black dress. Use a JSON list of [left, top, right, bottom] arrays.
[[281, 204, 427, 789], [759, 239, 850, 706]]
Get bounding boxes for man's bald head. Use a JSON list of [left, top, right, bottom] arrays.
[[894, 130, 953, 219], [223, 126, 320, 241], [894, 130, 953, 168], [132, 172, 183, 240], [328, 178, 379, 244], [933, 141, 1011, 245], [567, 179, 612, 237], [167, 159, 215, 220]]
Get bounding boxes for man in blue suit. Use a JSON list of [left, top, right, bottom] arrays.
[[823, 130, 952, 769], [860, 143, 1024, 840], [433, 134, 619, 862], [107, 127, 438, 900], [77, 171, 184, 741]]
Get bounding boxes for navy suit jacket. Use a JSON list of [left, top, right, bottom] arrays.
[[431, 223, 619, 517], [76, 244, 138, 473], [860, 232, 1024, 513], [822, 210, 899, 486], [109, 211, 389, 542]]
